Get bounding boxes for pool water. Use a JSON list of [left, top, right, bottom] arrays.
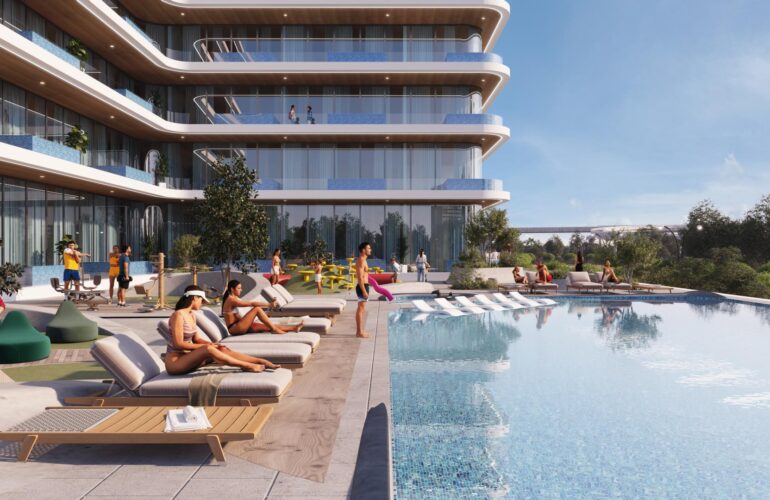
[[389, 298, 770, 498]]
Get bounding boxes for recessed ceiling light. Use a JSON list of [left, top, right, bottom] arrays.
[[282, 76, 288, 80], [283, 13, 288, 17], [179, 75, 185, 79], [39, 81, 45, 85], [385, 199, 390, 202], [481, 78, 486, 83], [180, 12, 185, 16], [385, 76, 390, 80], [109, 44, 115, 49], [385, 136, 390, 140], [39, 174, 45, 178], [385, 13, 390, 18], [180, 199, 184, 202], [481, 16, 486, 20], [283, 136, 288, 140], [283, 199, 288, 202], [110, 190, 115, 193], [180, 136, 185, 139], [481, 137, 486, 141], [109, 115, 115, 119]]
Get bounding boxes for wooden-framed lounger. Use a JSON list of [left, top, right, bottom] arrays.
[[67, 331, 294, 407], [632, 282, 674, 293], [0, 405, 272, 463]]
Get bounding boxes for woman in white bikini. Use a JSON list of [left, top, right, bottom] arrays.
[[221, 280, 303, 335], [165, 285, 279, 374], [270, 248, 282, 285]]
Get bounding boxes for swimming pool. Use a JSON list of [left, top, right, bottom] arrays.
[[389, 296, 770, 498]]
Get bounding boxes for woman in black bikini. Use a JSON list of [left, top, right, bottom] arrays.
[[221, 280, 303, 335]]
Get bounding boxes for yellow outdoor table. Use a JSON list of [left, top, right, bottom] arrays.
[[298, 270, 315, 282], [327, 275, 343, 290], [286, 264, 298, 271], [346, 257, 355, 265]]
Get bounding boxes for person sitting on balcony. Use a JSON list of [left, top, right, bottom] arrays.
[[306, 105, 316, 124], [536, 260, 552, 283], [288, 104, 299, 124], [602, 260, 622, 283], [513, 266, 528, 284], [222, 280, 302, 335]]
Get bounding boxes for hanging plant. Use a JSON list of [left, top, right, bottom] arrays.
[[64, 126, 89, 154], [66, 38, 89, 62]]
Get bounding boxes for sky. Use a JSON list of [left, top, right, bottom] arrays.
[[484, 0, 770, 228]]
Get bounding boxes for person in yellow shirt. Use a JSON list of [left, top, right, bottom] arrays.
[[108, 245, 121, 304], [63, 241, 90, 291]]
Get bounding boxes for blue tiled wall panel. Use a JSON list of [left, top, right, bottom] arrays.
[[30, 261, 154, 285], [115, 89, 153, 111], [30, 265, 65, 286], [327, 114, 386, 124], [21, 31, 81, 68], [327, 52, 387, 62], [94, 165, 155, 184], [328, 179, 387, 190], [445, 52, 503, 63], [443, 114, 502, 125], [0, 135, 80, 163]]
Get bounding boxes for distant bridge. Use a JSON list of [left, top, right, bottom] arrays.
[[516, 225, 685, 238]]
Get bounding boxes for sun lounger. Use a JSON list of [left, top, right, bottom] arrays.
[[524, 271, 559, 294], [633, 282, 674, 293], [156, 319, 312, 368], [603, 281, 632, 292], [66, 331, 293, 407], [565, 272, 604, 293], [473, 294, 511, 311], [490, 293, 526, 309], [412, 300, 465, 317], [197, 308, 323, 348], [434, 297, 485, 315], [271, 284, 347, 308], [261, 287, 344, 318], [0, 405, 272, 463], [506, 291, 545, 307], [497, 281, 529, 292], [232, 308, 331, 335]]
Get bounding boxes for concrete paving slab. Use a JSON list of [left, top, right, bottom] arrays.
[[1, 477, 104, 500], [174, 477, 274, 500]]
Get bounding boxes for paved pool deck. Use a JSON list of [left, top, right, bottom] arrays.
[[0, 295, 398, 500]]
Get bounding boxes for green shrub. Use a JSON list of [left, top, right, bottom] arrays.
[[548, 262, 571, 279], [757, 262, 770, 274], [458, 247, 486, 268], [757, 272, 770, 290], [583, 263, 602, 273], [484, 278, 499, 290], [514, 253, 535, 267], [541, 252, 555, 263], [170, 234, 201, 268], [563, 252, 577, 264], [498, 251, 517, 267], [449, 266, 485, 289]]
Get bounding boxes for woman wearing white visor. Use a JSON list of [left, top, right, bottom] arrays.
[[165, 285, 280, 374]]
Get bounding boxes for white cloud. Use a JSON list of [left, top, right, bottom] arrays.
[[720, 153, 744, 176]]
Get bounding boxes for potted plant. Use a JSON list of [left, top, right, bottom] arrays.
[[66, 38, 89, 70], [155, 151, 169, 187], [64, 126, 88, 154], [0, 262, 24, 298]]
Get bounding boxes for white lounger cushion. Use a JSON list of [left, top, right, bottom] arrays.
[[567, 272, 592, 284], [262, 287, 344, 312], [91, 332, 165, 392], [234, 309, 332, 334], [214, 342, 311, 364], [139, 368, 293, 398], [272, 284, 346, 307]]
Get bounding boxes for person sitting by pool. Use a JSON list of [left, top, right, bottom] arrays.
[[536, 261, 552, 283], [601, 260, 622, 283], [512, 266, 529, 284], [222, 280, 303, 335], [165, 285, 279, 375], [312, 260, 324, 295]]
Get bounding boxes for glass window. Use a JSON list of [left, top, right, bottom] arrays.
[[93, 195, 107, 261], [384, 205, 410, 264], [282, 205, 308, 258], [264, 205, 281, 258], [308, 205, 334, 252], [384, 145, 407, 189], [26, 183, 44, 266], [79, 193, 95, 256], [45, 186, 63, 265], [334, 205, 360, 259], [62, 190, 80, 244], [336, 146, 359, 180], [283, 146, 307, 189], [360, 205, 384, 260], [410, 146, 436, 189], [2, 83, 25, 135], [257, 146, 282, 187], [410, 205, 431, 265], [2, 179, 25, 264]]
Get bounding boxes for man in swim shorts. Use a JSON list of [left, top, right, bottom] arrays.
[[355, 241, 371, 338]]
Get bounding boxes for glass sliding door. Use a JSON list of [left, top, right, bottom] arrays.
[[26, 183, 45, 266], [360, 205, 384, 260], [308, 205, 334, 253], [2, 179, 25, 264], [334, 205, 360, 259], [384, 205, 410, 264], [45, 187, 63, 265]]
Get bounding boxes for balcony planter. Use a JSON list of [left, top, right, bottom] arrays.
[[93, 165, 155, 184], [0, 135, 80, 163]]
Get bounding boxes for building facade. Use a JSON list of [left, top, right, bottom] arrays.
[[0, 0, 510, 274]]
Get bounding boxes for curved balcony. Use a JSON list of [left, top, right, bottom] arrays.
[[194, 37, 503, 64], [194, 94, 501, 125]]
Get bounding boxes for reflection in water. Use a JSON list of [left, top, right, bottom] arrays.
[[390, 310, 518, 499], [593, 303, 662, 350], [688, 300, 739, 320]]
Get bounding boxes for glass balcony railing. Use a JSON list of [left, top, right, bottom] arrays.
[[246, 177, 503, 191], [193, 37, 502, 63], [194, 94, 501, 125]]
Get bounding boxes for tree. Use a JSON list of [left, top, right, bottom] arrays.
[[544, 235, 565, 259], [464, 208, 511, 265], [302, 239, 333, 265], [522, 238, 544, 259], [197, 156, 268, 283], [496, 227, 521, 253], [170, 234, 201, 268], [615, 232, 662, 282], [740, 193, 770, 266], [681, 200, 738, 258], [569, 232, 584, 253]]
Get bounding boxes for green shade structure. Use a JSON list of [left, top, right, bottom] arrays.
[[46, 301, 98, 343], [0, 311, 51, 363]]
